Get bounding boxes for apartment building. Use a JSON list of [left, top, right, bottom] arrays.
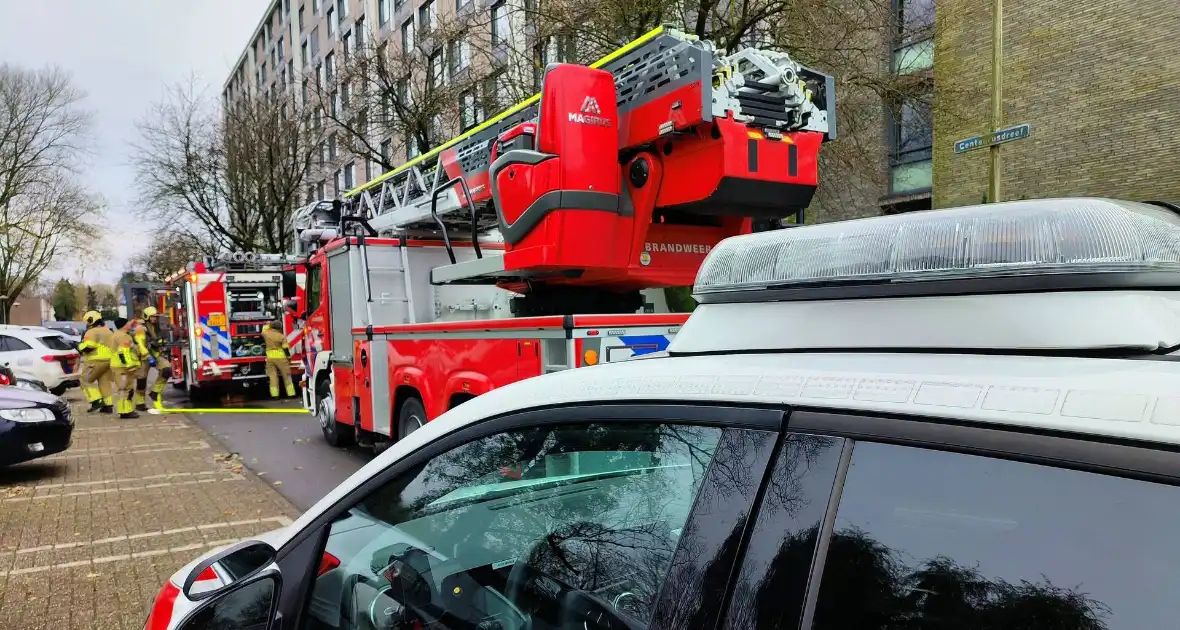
[[223, 0, 556, 204], [933, 0, 1180, 208]]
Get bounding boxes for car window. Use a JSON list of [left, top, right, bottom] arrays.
[[810, 441, 1180, 629], [180, 576, 276, 630], [302, 422, 723, 630], [37, 335, 73, 351], [722, 434, 845, 630], [0, 335, 31, 352]]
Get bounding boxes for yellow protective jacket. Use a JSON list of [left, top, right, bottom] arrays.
[[111, 330, 141, 369], [262, 326, 289, 360], [79, 326, 115, 362]]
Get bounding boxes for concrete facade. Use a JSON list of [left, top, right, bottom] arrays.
[[933, 0, 1180, 208]]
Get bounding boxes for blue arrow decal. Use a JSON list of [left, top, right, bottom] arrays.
[[617, 335, 671, 356]]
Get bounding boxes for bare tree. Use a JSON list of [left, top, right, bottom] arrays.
[[314, 14, 493, 176], [128, 228, 216, 282], [132, 77, 323, 255], [0, 64, 103, 321]]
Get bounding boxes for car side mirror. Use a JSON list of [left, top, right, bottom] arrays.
[[283, 298, 299, 313], [182, 540, 277, 601]]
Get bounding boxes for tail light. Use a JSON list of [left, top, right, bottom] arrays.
[[41, 355, 59, 363], [316, 552, 341, 577]]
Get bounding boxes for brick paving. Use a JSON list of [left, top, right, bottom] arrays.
[[0, 394, 301, 630]]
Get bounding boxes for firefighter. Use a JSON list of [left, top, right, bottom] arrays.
[[262, 320, 295, 398], [77, 311, 114, 414], [110, 317, 141, 419], [133, 307, 167, 411], [140, 306, 171, 407]]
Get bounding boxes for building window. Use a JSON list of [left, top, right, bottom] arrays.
[[355, 16, 365, 49], [301, 41, 309, 67], [333, 169, 342, 196], [418, 0, 437, 32], [395, 0, 405, 11], [342, 30, 351, 58], [460, 90, 476, 130], [893, 0, 935, 73], [341, 80, 350, 113], [491, 2, 508, 45], [380, 138, 392, 165], [344, 162, 355, 189], [325, 51, 335, 83], [889, 99, 933, 194], [448, 37, 470, 77], [310, 26, 320, 55], [396, 77, 411, 107], [319, 141, 327, 165], [402, 19, 414, 53], [337, 0, 348, 19], [302, 79, 309, 105], [327, 7, 336, 36], [284, 0, 292, 15], [317, 181, 326, 199], [365, 160, 373, 182], [429, 49, 444, 87], [330, 89, 338, 116], [312, 0, 321, 13], [893, 38, 933, 74], [298, 5, 305, 29], [379, 0, 390, 25], [329, 133, 338, 160], [406, 134, 420, 160]]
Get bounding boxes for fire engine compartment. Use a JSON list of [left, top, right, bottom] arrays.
[[226, 284, 282, 358]]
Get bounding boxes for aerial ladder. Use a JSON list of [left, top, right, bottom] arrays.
[[294, 25, 835, 316]]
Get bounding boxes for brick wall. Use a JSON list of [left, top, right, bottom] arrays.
[[933, 0, 1180, 208]]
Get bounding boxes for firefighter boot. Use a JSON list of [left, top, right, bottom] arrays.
[[285, 382, 296, 398], [100, 405, 113, 414]]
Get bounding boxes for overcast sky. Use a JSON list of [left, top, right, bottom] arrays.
[[0, 0, 269, 286]]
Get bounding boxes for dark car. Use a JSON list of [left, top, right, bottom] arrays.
[[0, 387, 73, 466]]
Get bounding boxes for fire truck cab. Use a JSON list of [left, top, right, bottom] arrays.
[[165, 253, 307, 400]]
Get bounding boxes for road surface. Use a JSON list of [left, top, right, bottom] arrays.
[[163, 390, 370, 511]]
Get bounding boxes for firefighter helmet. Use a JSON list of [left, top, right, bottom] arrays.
[[142, 306, 158, 319], [83, 310, 102, 326]]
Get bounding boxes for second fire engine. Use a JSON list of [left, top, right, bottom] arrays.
[[164, 253, 307, 401]]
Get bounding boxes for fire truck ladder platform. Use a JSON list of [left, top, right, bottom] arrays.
[[344, 25, 834, 244]]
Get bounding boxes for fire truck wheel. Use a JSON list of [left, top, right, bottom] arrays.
[[397, 397, 426, 441], [319, 380, 353, 447]]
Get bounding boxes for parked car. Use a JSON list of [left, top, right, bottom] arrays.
[[143, 198, 1180, 630], [0, 385, 73, 466], [0, 325, 82, 395], [0, 361, 51, 393], [41, 320, 85, 344]]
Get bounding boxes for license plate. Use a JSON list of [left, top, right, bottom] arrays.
[[207, 313, 226, 328]]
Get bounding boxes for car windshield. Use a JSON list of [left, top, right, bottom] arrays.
[[37, 335, 73, 351]]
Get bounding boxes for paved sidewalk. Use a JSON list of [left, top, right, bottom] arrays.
[[0, 394, 301, 630]]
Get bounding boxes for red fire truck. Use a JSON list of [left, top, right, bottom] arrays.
[[291, 26, 835, 449], [164, 253, 307, 400]]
